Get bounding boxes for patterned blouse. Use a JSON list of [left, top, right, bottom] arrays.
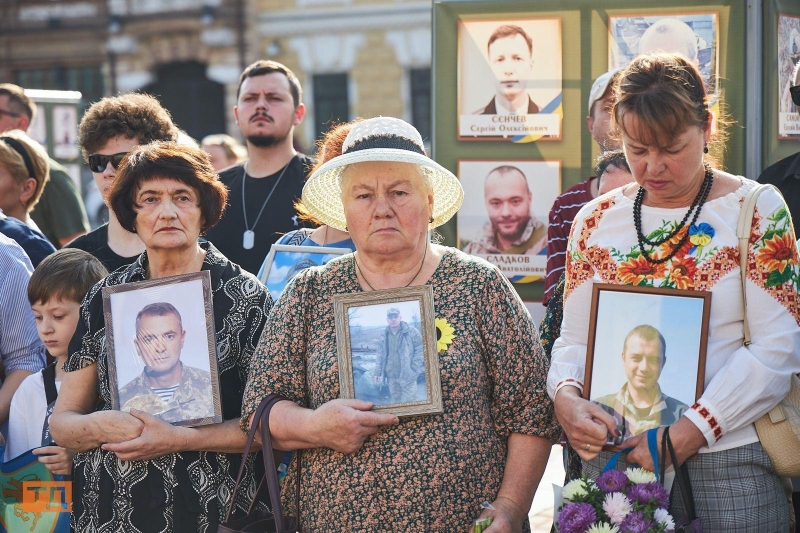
[[241, 248, 560, 531], [65, 243, 272, 533], [548, 179, 800, 453]]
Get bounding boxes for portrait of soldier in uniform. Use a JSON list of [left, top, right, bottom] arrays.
[[374, 307, 425, 405], [462, 165, 547, 256], [118, 302, 214, 424], [595, 325, 688, 439]]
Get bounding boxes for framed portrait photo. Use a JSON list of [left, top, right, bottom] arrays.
[[457, 17, 563, 142], [259, 244, 352, 301], [102, 271, 222, 427], [333, 285, 442, 418], [778, 14, 800, 138], [583, 284, 711, 441], [608, 12, 720, 130], [457, 159, 561, 282]]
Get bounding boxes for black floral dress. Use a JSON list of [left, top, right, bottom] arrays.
[[241, 248, 560, 531], [65, 243, 272, 532]]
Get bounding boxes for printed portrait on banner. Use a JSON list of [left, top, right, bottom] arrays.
[[778, 14, 800, 138], [457, 18, 563, 142], [457, 160, 560, 281]]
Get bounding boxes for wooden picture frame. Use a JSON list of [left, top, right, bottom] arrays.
[[583, 284, 711, 441], [102, 271, 222, 427], [333, 285, 442, 418], [259, 244, 352, 301]]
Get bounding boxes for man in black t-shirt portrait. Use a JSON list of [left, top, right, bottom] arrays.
[[204, 61, 313, 275]]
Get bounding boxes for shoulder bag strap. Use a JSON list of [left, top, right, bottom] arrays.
[[42, 363, 58, 406], [737, 183, 778, 346], [223, 393, 289, 523], [738, 183, 794, 429]]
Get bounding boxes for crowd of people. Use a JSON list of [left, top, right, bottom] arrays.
[[0, 49, 796, 533]]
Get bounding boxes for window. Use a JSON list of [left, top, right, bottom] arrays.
[[409, 68, 431, 143], [15, 65, 104, 108], [313, 73, 349, 140]]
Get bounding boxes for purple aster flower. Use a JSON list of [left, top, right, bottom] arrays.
[[596, 470, 629, 493], [627, 482, 670, 509], [619, 510, 656, 533], [557, 502, 597, 533]]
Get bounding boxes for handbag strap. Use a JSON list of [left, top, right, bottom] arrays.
[[224, 393, 288, 523], [601, 428, 661, 481], [258, 396, 302, 533], [646, 427, 660, 483], [663, 426, 698, 521], [737, 183, 778, 346], [602, 447, 634, 473]]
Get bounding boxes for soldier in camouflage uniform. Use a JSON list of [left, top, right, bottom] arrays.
[[374, 307, 424, 404], [118, 302, 214, 424], [595, 324, 687, 439]]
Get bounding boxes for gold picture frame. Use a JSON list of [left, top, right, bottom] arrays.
[[102, 271, 222, 427], [333, 285, 442, 418]]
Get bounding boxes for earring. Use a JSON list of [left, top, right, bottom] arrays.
[[345, 226, 348, 232], [703, 143, 709, 154], [429, 216, 434, 223]]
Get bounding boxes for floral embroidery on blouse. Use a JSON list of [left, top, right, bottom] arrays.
[[747, 205, 800, 324], [568, 190, 800, 326]]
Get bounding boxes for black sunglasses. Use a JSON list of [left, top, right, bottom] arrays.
[[791, 85, 800, 108], [88, 152, 128, 173]]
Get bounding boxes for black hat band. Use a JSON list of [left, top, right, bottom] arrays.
[[345, 134, 426, 156]]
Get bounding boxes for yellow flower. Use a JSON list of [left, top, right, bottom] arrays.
[[435, 317, 455, 353], [689, 233, 712, 247]]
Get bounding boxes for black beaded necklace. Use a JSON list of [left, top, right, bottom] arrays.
[[633, 167, 714, 264]]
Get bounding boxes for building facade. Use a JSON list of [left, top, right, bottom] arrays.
[[0, 0, 432, 152]]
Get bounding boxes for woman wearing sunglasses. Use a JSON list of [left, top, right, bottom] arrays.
[[65, 93, 177, 272]]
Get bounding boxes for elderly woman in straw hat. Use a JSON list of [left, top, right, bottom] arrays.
[[241, 117, 559, 531]]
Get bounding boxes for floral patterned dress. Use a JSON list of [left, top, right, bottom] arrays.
[[549, 178, 800, 452], [64, 243, 272, 532], [241, 248, 560, 531]]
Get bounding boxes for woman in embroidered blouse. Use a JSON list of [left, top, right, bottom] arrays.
[[241, 117, 559, 531], [549, 53, 800, 531], [50, 143, 272, 532]]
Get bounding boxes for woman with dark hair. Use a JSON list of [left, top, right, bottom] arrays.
[[549, 53, 799, 530], [50, 142, 272, 532]]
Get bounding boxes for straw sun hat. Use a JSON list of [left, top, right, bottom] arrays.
[[301, 117, 463, 232]]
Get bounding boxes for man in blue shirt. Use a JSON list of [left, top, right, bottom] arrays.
[[0, 233, 47, 438]]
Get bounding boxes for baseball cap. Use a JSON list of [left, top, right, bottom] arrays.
[[386, 307, 400, 317], [588, 69, 622, 115]]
